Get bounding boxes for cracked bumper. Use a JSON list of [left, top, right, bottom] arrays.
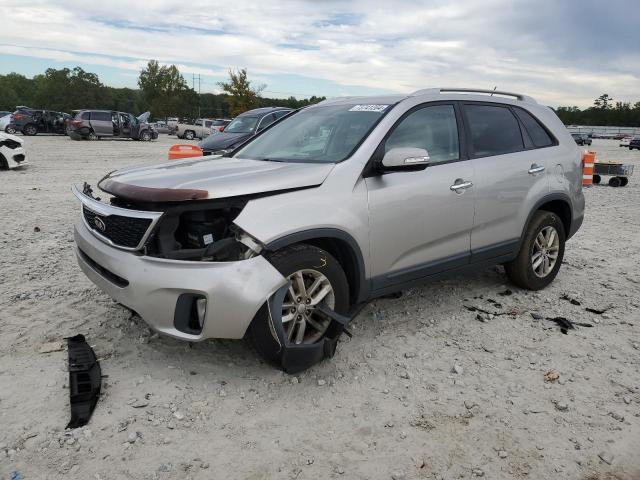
[[74, 220, 287, 340]]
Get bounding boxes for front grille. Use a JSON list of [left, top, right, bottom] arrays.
[[83, 206, 153, 249]]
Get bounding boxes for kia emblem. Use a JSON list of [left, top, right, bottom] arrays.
[[93, 216, 106, 232]]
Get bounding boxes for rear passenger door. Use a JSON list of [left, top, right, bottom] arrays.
[[90, 111, 114, 136], [366, 103, 476, 290], [463, 102, 552, 259]]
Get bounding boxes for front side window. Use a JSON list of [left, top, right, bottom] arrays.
[[384, 104, 459, 163], [81, 112, 91, 120], [257, 113, 277, 131], [234, 104, 392, 163], [465, 104, 524, 157], [225, 116, 260, 133], [195, 119, 203, 126]]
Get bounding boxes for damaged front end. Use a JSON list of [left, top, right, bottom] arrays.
[[72, 182, 287, 341]]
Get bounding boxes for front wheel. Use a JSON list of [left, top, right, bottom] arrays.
[[87, 131, 98, 141], [184, 130, 195, 140], [23, 124, 37, 136], [248, 244, 349, 366], [140, 130, 152, 141], [505, 211, 565, 290]]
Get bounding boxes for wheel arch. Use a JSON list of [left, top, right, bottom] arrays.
[[523, 194, 573, 241], [264, 228, 369, 306]]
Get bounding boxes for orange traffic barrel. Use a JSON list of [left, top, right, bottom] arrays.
[[582, 151, 595, 187], [168, 144, 203, 161]]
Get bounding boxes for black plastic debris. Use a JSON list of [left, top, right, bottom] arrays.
[[66, 334, 101, 429], [268, 284, 355, 374], [586, 307, 609, 315], [498, 289, 513, 296], [546, 316, 593, 335], [560, 294, 581, 306]]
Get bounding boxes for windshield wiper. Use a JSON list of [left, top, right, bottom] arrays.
[[259, 158, 286, 162]]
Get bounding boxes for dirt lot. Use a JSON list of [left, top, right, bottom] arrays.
[[1, 136, 639, 480]]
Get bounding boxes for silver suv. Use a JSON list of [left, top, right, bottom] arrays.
[[73, 88, 584, 372]]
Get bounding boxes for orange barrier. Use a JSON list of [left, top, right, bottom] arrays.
[[582, 150, 595, 187], [168, 144, 203, 161]]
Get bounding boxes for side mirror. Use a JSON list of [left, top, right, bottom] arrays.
[[380, 147, 430, 171]]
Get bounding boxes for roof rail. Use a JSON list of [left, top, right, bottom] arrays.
[[410, 88, 536, 103]]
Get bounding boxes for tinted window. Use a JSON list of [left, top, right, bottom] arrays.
[[274, 110, 290, 119], [91, 111, 111, 122], [465, 104, 524, 157], [204, 120, 212, 128], [385, 104, 459, 163], [514, 108, 554, 148], [258, 114, 277, 131], [211, 120, 228, 126], [81, 112, 91, 120], [225, 116, 259, 133]]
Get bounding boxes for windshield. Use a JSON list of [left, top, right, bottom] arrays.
[[224, 116, 259, 133], [234, 104, 392, 163]]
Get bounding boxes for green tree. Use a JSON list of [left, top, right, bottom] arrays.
[[138, 60, 196, 119], [217, 68, 264, 116]]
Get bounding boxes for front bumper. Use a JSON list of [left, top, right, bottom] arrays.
[[74, 220, 287, 340], [0, 145, 27, 169]]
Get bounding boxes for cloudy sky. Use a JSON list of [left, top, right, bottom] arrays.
[[1, 0, 638, 107]]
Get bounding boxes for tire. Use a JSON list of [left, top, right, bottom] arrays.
[[23, 124, 37, 136], [593, 174, 601, 184], [140, 130, 152, 141], [620, 177, 629, 187], [184, 130, 195, 140], [247, 244, 350, 366], [87, 131, 98, 141], [505, 210, 565, 290], [5, 125, 17, 134], [609, 176, 621, 187]]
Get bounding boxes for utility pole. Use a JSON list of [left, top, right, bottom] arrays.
[[198, 74, 201, 118]]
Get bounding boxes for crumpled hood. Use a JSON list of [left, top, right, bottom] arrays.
[[98, 156, 335, 202], [199, 132, 252, 151]]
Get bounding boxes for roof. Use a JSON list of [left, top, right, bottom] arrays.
[[239, 107, 293, 116]]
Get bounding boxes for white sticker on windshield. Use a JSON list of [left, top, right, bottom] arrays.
[[348, 104, 390, 113]]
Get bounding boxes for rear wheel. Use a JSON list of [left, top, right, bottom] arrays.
[[593, 174, 601, 184], [5, 125, 17, 134], [609, 176, 621, 187], [184, 130, 195, 140], [23, 124, 37, 136], [505, 211, 565, 290], [620, 177, 629, 187], [248, 244, 349, 365], [87, 131, 98, 141]]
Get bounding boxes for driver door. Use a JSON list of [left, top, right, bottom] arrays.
[[365, 103, 476, 292]]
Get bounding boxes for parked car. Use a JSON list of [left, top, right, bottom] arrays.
[[0, 113, 11, 133], [72, 88, 583, 371], [151, 121, 171, 134], [629, 137, 640, 150], [67, 110, 158, 141], [198, 107, 292, 155], [619, 135, 633, 147], [571, 133, 591, 146], [175, 118, 217, 140], [209, 118, 232, 134], [7, 107, 70, 135], [0, 132, 27, 169]]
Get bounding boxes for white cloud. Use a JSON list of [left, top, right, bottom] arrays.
[[1, 0, 638, 107]]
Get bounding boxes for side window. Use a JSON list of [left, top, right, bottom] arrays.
[[258, 113, 277, 130], [384, 104, 459, 163], [513, 108, 554, 148], [195, 119, 202, 126], [464, 104, 524, 157], [204, 120, 212, 128], [81, 112, 91, 120], [91, 111, 111, 122], [274, 110, 289, 119]]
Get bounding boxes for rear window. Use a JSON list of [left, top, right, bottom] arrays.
[[211, 120, 228, 126], [91, 111, 111, 122], [465, 104, 524, 157], [81, 112, 91, 120], [514, 108, 554, 148]]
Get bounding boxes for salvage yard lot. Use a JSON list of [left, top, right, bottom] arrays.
[[1, 136, 639, 479]]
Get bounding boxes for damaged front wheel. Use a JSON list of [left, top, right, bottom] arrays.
[[248, 244, 349, 371]]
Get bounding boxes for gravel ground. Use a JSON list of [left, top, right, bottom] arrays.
[[1, 136, 639, 480]]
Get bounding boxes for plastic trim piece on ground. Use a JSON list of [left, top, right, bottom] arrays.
[[66, 334, 101, 429]]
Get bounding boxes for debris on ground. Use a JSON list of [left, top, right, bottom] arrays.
[[560, 294, 581, 306], [544, 370, 560, 383], [38, 341, 64, 354]]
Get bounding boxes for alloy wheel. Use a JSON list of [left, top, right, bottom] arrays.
[[281, 269, 335, 345], [531, 226, 560, 278]]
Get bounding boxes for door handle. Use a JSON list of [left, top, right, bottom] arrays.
[[450, 180, 473, 192], [528, 164, 545, 174]]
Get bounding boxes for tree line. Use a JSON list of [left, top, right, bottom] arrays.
[[553, 94, 640, 127], [0, 62, 325, 120]]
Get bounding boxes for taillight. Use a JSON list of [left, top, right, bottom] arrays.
[[218, 126, 224, 132], [11, 114, 23, 121], [71, 120, 83, 126]]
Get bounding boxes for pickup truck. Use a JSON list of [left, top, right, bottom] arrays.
[[176, 119, 216, 140]]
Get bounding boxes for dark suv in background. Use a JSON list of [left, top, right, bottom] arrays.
[[68, 110, 158, 141], [7, 107, 70, 135], [199, 107, 292, 155], [571, 133, 591, 146]]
